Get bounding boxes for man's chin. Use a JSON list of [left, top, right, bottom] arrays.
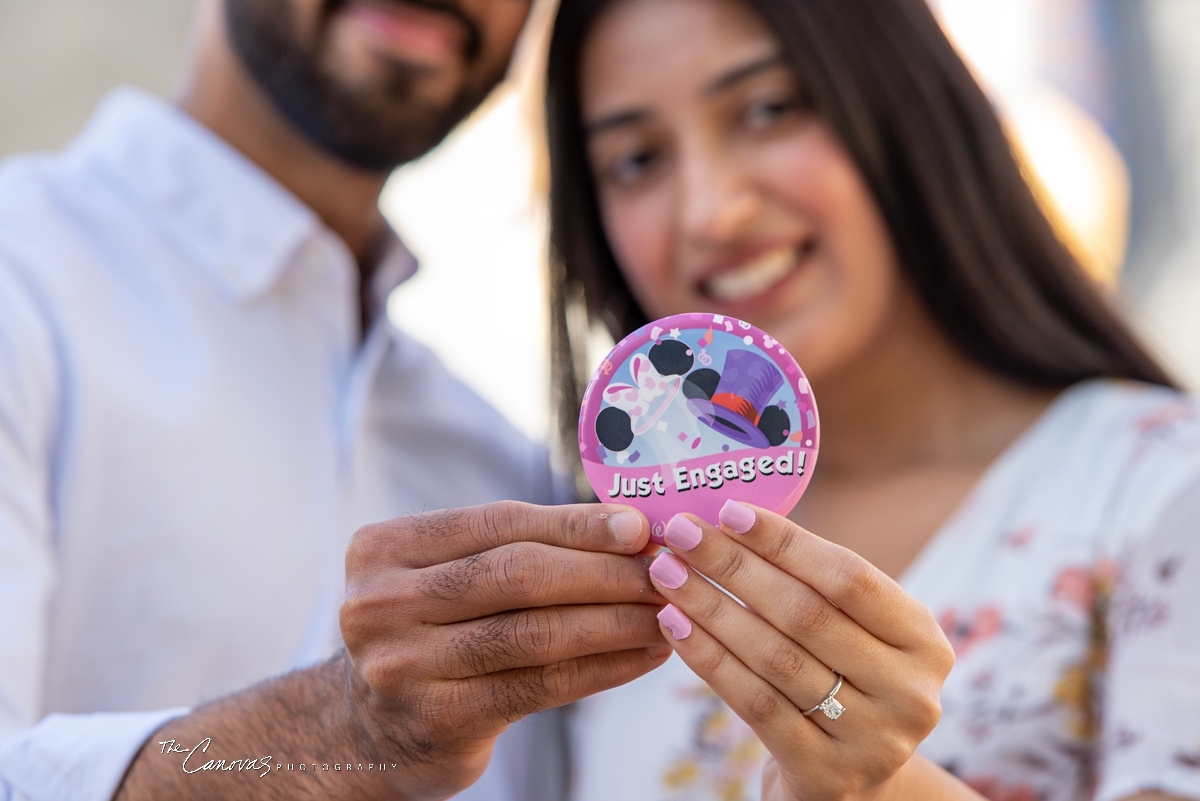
[[225, 0, 496, 171], [289, 79, 479, 171]]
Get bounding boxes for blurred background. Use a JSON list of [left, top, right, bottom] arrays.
[[3, 0, 1199, 444]]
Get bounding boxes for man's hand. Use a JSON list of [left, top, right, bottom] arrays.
[[115, 501, 667, 800], [340, 500, 669, 798]]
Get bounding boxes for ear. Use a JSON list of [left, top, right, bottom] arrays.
[[595, 406, 635, 451], [682, 368, 720, 400], [757, 405, 791, 447]]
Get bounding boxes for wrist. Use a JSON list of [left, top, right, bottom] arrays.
[[848, 754, 986, 801], [263, 653, 397, 800], [326, 651, 416, 798], [332, 650, 381, 757], [333, 650, 495, 801]]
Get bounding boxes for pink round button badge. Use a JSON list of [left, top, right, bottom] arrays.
[[579, 313, 819, 544]]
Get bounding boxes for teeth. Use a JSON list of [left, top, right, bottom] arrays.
[[706, 246, 797, 302]]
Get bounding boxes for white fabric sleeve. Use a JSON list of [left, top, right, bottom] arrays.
[[0, 708, 188, 801], [0, 265, 189, 801], [1094, 479, 1200, 801], [0, 264, 58, 739]]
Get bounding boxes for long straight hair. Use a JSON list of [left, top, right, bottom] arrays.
[[546, 0, 1174, 468]]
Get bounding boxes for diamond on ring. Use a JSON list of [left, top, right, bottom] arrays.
[[817, 695, 845, 720], [801, 671, 846, 721]]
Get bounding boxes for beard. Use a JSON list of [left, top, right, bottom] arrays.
[[224, 0, 504, 172]]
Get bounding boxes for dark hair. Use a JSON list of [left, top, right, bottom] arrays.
[[546, 0, 1174, 467]]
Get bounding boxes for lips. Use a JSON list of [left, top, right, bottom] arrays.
[[338, 0, 480, 63], [700, 239, 815, 304]]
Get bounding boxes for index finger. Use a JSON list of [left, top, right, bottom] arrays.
[[348, 500, 651, 569], [716, 502, 942, 652]]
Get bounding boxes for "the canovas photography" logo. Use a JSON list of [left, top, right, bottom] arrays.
[[157, 737, 398, 778]]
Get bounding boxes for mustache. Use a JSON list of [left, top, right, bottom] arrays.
[[325, 0, 483, 60]]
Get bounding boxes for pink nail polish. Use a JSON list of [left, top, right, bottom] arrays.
[[657, 604, 692, 640], [649, 552, 688, 589], [664, 514, 702, 551], [719, 500, 756, 534]]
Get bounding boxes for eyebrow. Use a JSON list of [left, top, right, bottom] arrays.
[[584, 52, 788, 138], [585, 109, 649, 137], [703, 53, 786, 96]]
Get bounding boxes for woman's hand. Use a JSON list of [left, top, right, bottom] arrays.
[[647, 501, 956, 801]]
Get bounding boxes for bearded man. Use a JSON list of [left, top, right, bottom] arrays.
[[0, 2, 668, 799]]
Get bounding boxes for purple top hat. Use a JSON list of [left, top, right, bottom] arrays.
[[687, 349, 784, 449]]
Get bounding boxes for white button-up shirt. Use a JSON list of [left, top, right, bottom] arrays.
[[0, 88, 562, 800]]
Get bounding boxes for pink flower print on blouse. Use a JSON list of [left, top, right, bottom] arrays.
[[1050, 561, 1116, 740], [1134, 400, 1195, 438], [938, 605, 1003, 658], [1002, 525, 1036, 549], [1052, 566, 1094, 611], [1131, 399, 1198, 460], [1053, 558, 1117, 610], [963, 776, 1042, 801], [663, 684, 765, 801]]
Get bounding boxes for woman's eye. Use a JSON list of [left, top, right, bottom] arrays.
[[606, 148, 660, 185], [744, 96, 800, 130]]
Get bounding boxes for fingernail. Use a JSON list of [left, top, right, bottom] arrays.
[[719, 500, 756, 534], [608, 511, 644, 548], [647, 643, 673, 660], [664, 514, 702, 551], [649, 552, 688, 589], [657, 604, 692, 640]]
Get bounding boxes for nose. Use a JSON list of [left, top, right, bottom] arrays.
[[677, 136, 762, 245]]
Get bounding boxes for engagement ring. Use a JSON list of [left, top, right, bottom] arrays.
[[801, 671, 845, 720]]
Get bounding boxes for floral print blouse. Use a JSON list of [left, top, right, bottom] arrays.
[[567, 380, 1200, 801]]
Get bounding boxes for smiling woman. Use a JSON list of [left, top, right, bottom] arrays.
[[548, 0, 1169, 409], [543, 0, 1200, 800]]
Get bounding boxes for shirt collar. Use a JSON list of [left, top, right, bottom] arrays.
[[366, 229, 419, 321], [68, 87, 418, 302]]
